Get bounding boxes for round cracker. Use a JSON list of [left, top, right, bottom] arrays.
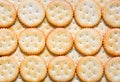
[[0, 29, 18, 56], [0, 0, 16, 28], [74, 0, 101, 27], [102, 0, 120, 28], [103, 29, 120, 56], [19, 28, 45, 55], [46, 28, 73, 55], [74, 29, 102, 56], [48, 56, 75, 82], [46, 0, 73, 27], [20, 56, 47, 82], [77, 56, 103, 82], [18, 0, 45, 27], [0, 57, 19, 82], [105, 57, 120, 82]]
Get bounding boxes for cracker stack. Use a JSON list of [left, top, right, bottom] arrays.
[[0, 0, 119, 82]]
